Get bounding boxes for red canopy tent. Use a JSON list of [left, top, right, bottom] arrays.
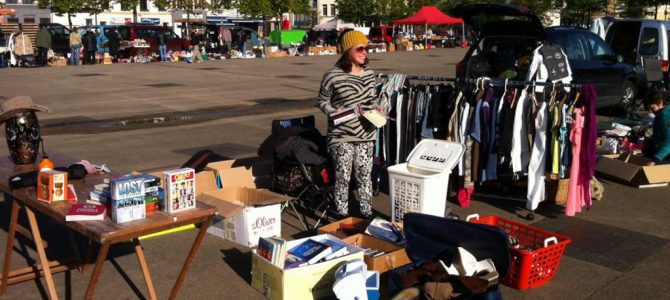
[[394, 6, 464, 45], [393, 6, 463, 25]]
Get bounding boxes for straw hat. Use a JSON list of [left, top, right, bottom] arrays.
[[0, 96, 51, 124]]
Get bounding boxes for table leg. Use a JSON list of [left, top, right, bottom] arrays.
[[84, 242, 110, 300], [132, 238, 157, 300], [82, 239, 94, 274], [168, 216, 212, 300], [1, 198, 19, 295], [66, 229, 83, 273], [25, 206, 59, 300]]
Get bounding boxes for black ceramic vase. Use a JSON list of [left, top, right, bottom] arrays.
[[5, 111, 41, 165]]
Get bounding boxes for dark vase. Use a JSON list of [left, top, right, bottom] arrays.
[[5, 111, 42, 165]]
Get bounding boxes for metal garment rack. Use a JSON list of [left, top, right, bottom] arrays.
[[379, 74, 581, 220], [381, 74, 583, 89]]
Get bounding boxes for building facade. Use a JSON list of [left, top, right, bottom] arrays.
[[50, 1, 172, 28], [316, 0, 337, 25], [2, 0, 51, 25]]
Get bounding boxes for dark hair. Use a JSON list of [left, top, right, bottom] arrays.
[[335, 49, 369, 73], [644, 91, 665, 111]]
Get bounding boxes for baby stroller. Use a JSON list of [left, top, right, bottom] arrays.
[[258, 115, 335, 230]]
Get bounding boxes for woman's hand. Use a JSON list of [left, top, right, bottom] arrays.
[[372, 104, 383, 112]]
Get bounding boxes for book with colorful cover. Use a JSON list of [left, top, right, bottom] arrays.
[[257, 237, 277, 263], [284, 253, 307, 269], [110, 175, 146, 223], [163, 168, 196, 213], [66, 203, 106, 221], [288, 239, 332, 265]]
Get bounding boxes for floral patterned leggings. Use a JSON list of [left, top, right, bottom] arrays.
[[329, 141, 374, 216]]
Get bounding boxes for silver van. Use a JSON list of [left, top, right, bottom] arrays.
[[606, 19, 670, 92]]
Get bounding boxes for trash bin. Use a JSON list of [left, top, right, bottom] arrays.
[[387, 139, 464, 222]]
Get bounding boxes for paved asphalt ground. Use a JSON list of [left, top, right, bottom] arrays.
[[0, 48, 669, 299]]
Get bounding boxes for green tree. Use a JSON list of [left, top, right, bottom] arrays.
[[237, 0, 309, 35], [336, 0, 375, 25], [38, 0, 87, 28]]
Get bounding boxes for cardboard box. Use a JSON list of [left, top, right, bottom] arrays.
[[199, 187, 285, 247], [595, 153, 670, 188], [342, 234, 411, 275], [37, 170, 68, 203], [251, 234, 364, 300], [199, 158, 289, 247], [317, 217, 369, 239]]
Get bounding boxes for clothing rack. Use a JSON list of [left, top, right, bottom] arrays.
[[381, 74, 583, 89]]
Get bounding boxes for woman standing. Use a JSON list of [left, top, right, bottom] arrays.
[[69, 27, 81, 66], [317, 30, 379, 218]]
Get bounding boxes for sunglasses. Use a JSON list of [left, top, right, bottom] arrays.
[[354, 46, 370, 53]]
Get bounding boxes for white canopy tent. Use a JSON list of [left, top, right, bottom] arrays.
[[313, 18, 356, 31]]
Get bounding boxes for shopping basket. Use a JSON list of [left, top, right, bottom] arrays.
[[466, 214, 571, 290]]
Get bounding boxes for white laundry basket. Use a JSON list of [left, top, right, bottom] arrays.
[[388, 139, 464, 222]]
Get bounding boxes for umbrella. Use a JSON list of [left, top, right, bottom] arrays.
[[394, 6, 464, 43]]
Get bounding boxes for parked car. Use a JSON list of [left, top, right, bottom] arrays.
[[605, 19, 670, 92], [453, 4, 636, 109], [114, 24, 190, 57], [44, 23, 71, 55], [369, 25, 396, 44]]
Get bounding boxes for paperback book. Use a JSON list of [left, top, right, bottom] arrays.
[[257, 236, 288, 269], [110, 175, 146, 223], [288, 239, 332, 265], [66, 203, 106, 221], [163, 168, 196, 213]]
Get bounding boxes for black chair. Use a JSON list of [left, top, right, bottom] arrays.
[[269, 115, 334, 231]]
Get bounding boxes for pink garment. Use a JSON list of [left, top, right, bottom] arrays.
[[566, 108, 585, 216]]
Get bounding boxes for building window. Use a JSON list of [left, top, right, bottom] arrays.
[[6, 0, 18, 4], [23, 18, 35, 24], [7, 18, 19, 24], [322, 4, 327, 17], [23, 0, 35, 4], [40, 18, 50, 24], [140, 0, 148, 12], [331, 4, 336, 16], [86, 18, 93, 26], [100, 21, 107, 25]]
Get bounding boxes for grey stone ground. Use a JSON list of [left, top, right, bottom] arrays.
[[0, 48, 669, 299]]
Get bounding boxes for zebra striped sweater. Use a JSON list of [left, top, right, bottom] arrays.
[[317, 66, 379, 148]]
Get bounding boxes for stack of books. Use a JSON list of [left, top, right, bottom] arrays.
[[284, 238, 350, 269], [258, 237, 288, 269], [89, 180, 110, 203]]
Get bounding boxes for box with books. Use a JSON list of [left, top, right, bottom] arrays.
[[251, 234, 364, 300], [342, 234, 411, 275], [110, 175, 146, 223], [317, 217, 370, 239], [141, 174, 161, 214], [257, 236, 288, 269], [163, 168, 196, 213]]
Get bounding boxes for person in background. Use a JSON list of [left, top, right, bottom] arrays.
[[35, 24, 52, 67], [424, 28, 433, 49], [108, 28, 120, 62], [157, 27, 168, 62], [644, 91, 670, 164], [316, 30, 381, 218], [82, 28, 97, 64], [221, 26, 232, 55], [190, 29, 203, 63], [69, 27, 81, 66]]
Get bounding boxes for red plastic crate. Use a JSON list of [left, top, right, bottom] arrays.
[[468, 215, 571, 290]]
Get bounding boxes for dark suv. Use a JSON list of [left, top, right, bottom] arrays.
[[453, 4, 636, 109], [44, 23, 71, 55]]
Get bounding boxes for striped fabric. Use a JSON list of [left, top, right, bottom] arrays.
[[317, 67, 379, 147]]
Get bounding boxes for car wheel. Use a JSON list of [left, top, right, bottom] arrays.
[[618, 80, 637, 113]]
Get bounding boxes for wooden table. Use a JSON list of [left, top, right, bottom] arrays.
[[0, 153, 217, 300]]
